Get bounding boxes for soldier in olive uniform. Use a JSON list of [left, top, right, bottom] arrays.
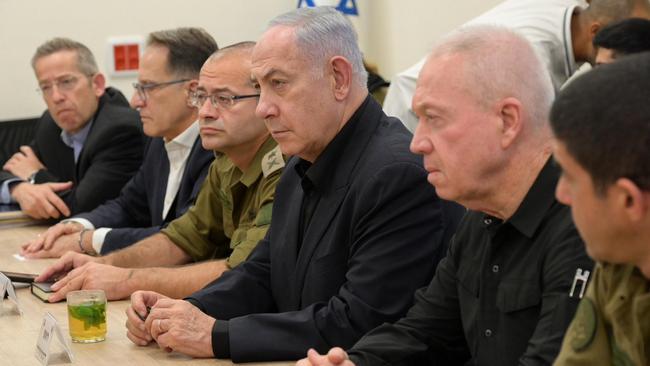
[[551, 53, 650, 365], [37, 42, 285, 302]]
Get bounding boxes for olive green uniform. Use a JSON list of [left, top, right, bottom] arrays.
[[161, 137, 284, 268], [554, 263, 650, 365]]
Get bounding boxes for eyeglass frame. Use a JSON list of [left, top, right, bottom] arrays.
[[36, 73, 93, 97], [189, 89, 260, 110], [132, 79, 189, 102]]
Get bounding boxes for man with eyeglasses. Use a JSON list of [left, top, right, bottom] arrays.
[[21, 28, 216, 259], [36, 42, 284, 304], [0, 37, 144, 219]]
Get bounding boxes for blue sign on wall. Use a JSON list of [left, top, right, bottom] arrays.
[[297, 0, 359, 16]]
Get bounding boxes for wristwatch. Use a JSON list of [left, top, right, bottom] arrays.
[[27, 170, 39, 184]]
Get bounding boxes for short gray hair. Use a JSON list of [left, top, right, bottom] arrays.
[[428, 25, 555, 130], [147, 27, 218, 78], [31, 37, 98, 76], [268, 6, 368, 88]]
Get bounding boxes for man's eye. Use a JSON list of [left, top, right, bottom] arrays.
[[216, 95, 232, 103], [271, 79, 286, 88], [40, 85, 52, 92]]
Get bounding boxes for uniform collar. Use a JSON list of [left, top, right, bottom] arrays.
[[239, 136, 279, 187]]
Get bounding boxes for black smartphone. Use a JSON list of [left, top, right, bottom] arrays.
[[1, 271, 38, 283]]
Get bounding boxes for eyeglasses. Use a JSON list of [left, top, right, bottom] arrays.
[[189, 90, 260, 110], [37, 75, 84, 97], [132, 79, 189, 102]]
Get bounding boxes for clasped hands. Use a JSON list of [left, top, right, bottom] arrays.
[[125, 290, 215, 358]]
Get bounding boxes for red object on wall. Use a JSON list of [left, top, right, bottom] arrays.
[[113, 44, 139, 71]]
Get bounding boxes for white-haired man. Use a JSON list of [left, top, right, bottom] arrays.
[[123, 6, 464, 363], [300, 25, 593, 366]]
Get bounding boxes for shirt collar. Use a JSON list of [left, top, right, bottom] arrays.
[[165, 121, 200, 152], [563, 5, 581, 77], [498, 158, 560, 239], [60, 119, 93, 148], [296, 96, 371, 194]]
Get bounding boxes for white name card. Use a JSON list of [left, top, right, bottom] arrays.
[[35, 312, 74, 365], [0, 272, 23, 315]]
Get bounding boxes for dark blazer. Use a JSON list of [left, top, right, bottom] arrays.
[[0, 87, 144, 215], [75, 135, 214, 254], [187, 97, 465, 362]]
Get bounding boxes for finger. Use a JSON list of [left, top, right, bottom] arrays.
[[19, 145, 36, 158], [130, 292, 151, 320], [23, 248, 57, 259], [126, 329, 150, 347], [331, 347, 351, 363], [49, 273, 85, 303], [155, 331, 174, 352], [150, 318, 169, 341], [51, 262, 87, 291], [26, 236, 46, 252], [151, 298, 177, 309], [307, 349, 326, 365], [48, 181, 74, 192], [43, 225, 68, 249], [35, 255, 74, 282], [45, 191, 70, 218], [125, 307, 152, 342]]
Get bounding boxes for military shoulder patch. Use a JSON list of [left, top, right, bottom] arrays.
[[570, 298, 598, 352], [262, 145, 285, 177]]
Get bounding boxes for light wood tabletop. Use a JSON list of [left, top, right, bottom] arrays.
[[1, 224, 294, 366]]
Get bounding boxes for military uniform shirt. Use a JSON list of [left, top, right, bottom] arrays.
[[162, 137, 284, 268], [554, 263, 650, 366]]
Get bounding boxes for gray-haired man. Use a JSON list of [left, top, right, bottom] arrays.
[[124, 6, 463, 362]]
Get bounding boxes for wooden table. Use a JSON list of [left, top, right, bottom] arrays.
[[1, 224, 294, 366]]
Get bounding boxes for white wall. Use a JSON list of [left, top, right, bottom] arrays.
[[0, 0, 502, 121]]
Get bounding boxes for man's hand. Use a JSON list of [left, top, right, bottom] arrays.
[[43, 261, 132, 302], [144, 298, 216, 358], [296, 348, 355, 366], [21, 222, 85, 258], [12, 181, 73, 219], [3, 146, 45, 180], [126, 291, 169, 347]]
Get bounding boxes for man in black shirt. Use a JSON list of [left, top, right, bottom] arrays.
[[300, 25, 593, 366], [123, 6, 464, 362]]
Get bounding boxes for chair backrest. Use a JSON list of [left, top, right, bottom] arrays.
[[0, 117, 40, 166]]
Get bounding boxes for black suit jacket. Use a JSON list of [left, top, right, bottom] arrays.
[[0, 87, 144, 215], [75, 134, 214, 254], [187, 97, 465, 362]]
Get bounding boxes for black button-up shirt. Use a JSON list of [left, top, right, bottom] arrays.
[[202, 97, 374, 358], [348, 160, 594, 365]]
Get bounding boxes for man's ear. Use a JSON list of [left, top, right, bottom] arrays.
[[495, 97, 523, 149], [613, 178, 649, 223], [92, 73, 106, 97], [185, 80, 199, 108], [589, 21, 602, 39], [329, 56, 353, 101]]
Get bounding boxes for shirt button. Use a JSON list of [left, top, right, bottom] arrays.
[[492, 265, 499, 273], [485, 329, 493, 337], [483, 218, 492, 225]]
